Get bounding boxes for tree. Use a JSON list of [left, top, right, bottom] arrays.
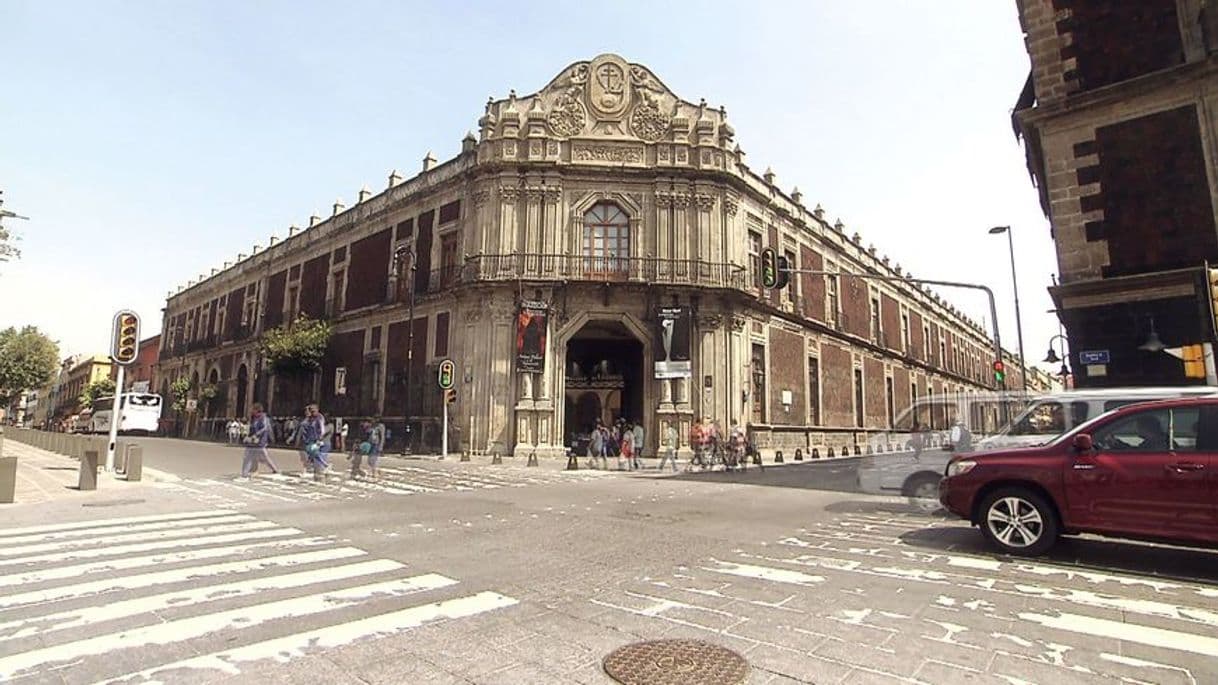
[[79, 377, 117, 409], [0, 222, 19, 263], [170, 376, 192, 413], [0, 326, 59, 406], [260, 316, 333, 374]]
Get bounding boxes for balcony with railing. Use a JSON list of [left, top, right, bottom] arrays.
[[463, 254, 748, 290]]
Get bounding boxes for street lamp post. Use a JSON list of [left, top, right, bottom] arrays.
[[393, 246, 417, 455], [1043, 333, 1071, 387], [989, 226, 1027, 391]]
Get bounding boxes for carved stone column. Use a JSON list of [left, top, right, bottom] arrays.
[[543, 185, 562, 257], [695, 192, 716, 265], [471, 188, 490, 256], [655, 190, 673, 266], [524, 186, 543, 259], [499, 184, 520, 258], [672, 191, 691, 263]]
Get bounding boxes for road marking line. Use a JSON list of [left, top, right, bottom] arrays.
[[1020, 610, 1218, 657], [0, 558, 405, 641], [97, 590, 518, 683], [0, 514, 257, 547], [0, 518, 271, 559], [0, 536, 333, 588], [0, 546, 367, 610], [700, 560, 824, 585], [0, 510, 237, 539], [0, 523, 294, 568], [0, 574, 460, 680]]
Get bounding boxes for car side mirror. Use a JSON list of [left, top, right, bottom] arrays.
[[1072, 433, 1094, 453]]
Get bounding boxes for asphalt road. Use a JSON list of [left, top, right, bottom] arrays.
[[3, 440, 1216, 684]]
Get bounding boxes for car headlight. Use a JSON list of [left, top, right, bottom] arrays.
[[947, 459, 977, 477]]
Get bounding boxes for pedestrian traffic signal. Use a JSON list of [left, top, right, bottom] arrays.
[[760, 248, 790, 290], [992, 359, 1005, 384], [1183, 344, 1206, 379], [111, 310, 140, 365], [444, 388, 457, 404], [437, 358, 455, 390]]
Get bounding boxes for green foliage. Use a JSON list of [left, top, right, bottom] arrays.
[[0, 326, 59, 405], [0, 223, 19, 263], [170, 376, 192, 413], [260, 316, 332, 374], [199, 383, 218, 402], [79, 378, 116, 409]]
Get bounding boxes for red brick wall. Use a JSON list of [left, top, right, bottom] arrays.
[[414, 210, 435, 293], [322, 330, 365, 416], [300, 254, 330, 318], [384, 317, 428, 416], [893, 366, 911, 418], [840, 275, 869, 339], [768, 328, 805, 425], [881, 294, 900, 352], [800, 246, 824, 322], [909, 311, 925, 362], [1092, 106, 1218, 277], [265, 271, 287, 329], [345, 228, 392, 310], [224, 287, 244, 340], [820, 343, 854, 427], [863, 357, 886, 429]]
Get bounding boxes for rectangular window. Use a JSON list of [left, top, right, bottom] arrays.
[[826, 263, 839, 326], [440, 233, 460, 287], [901, 312, 910, 353], [748, 231, 763, 288], [289, 264, 301, 280], [923, 324, 930, 360], [808, 357, 820, 425], [886, 377, 895, 428], [329, 270, 345, 315], [333, 245, 347, 262], [751, 344, 766, 424], [395, 218, 414, 241], [370, 325, 382, 351], [870, 295, 881, 343], [911, 382, 919, 427], [940, 340, 947, 369], [854, 368, 864, 427], [438, 200, 461, 224], [783, 248, 797, 305], [434, 312, 450, 357], [287, 286, 300, 319]]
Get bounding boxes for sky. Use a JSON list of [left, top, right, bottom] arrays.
[[0, 1, 1060, 372]]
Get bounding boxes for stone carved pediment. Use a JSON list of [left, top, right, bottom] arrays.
[[482, 53, 729, 148]]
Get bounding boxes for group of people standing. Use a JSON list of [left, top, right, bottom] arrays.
[[586, 418, 645, 470], [238, 402, 387, 482]]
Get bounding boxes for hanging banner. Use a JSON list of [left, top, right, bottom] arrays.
[[516, 300, 548, 374], [655, 306, 692, 379]]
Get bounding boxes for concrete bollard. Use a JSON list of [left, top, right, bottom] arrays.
[[491, 452, 503, 465], [0, 455, 15, 504], [774, 450, 784, 463], [459, 450, 470, 463], [812, 448, 820, 460], [527, 451, 538, 467], [124, 444, 143, 482], [827, 447, 835, 458], [794, 448, 803, 461], [854, 444, 862, 456], [565, 449, 578, 471], [79, 449, 99, 490]]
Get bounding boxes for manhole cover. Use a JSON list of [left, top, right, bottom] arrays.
[[82, 498, 146, 508], [603, 639, 749, 685]]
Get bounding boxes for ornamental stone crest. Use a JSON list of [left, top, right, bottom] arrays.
[[588, 54, 630, 118], [629, 86, 671, 142], [547, 86, 586, 137]]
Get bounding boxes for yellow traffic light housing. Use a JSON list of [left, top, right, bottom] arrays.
[[111, 310, 141, 365], [1183, 344, 1206, 379]]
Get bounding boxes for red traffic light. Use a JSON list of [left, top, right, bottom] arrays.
[[992, 359, 1005, 383]]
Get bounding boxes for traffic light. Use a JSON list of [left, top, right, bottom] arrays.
[[111, 310, 140, 365], [992, 359, 1005, 384], [760, 248, 791, 290], [1183, 344, 1206, 379], [761, 248, 778, 288], [437, 359, 456, 390], [444, 388, 457, 404]]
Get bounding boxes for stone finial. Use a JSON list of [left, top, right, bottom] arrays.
[[309, 213, 321, 227], [237, 253, 247, 261], [211, 268, 218, 275], [834, 218, 845, 232], [422, 151, 437, 171], [357, 186, 372, 203], [813, 203, 825, 220], [881, 256, 889, 266], [332, 198, 345, 216], [867, 244, 876, 255], [187, 280, 194, 287], [388, 169, 403, 188], [269, 234, 279, 245], [851, 232, 861, 244], [462, 131, 477, 153], [252, 243, 262, 253], [763, 167, 776, 185], [894, 263, 901, 275], [791, 186, 802, 204]]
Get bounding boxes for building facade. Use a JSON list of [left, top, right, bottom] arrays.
[[53, 354, 114, 424], [1014, 1, 1218, 387], [159, 54, 1017, 457], [126, 334, 160, 393]]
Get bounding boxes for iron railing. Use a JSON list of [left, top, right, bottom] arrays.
[[463, 254, 748, 290]]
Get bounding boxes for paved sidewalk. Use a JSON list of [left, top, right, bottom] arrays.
[[1, 440, 172, 507]]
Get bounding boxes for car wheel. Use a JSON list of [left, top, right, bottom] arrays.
[[978, 488, 1059, 556], [904, 473, 943, 513]]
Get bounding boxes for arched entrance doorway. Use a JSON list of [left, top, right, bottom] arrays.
[[235, 364, 249, 418], [563, 319, 645, 451]]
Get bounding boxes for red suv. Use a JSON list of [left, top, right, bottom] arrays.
[[940, 397, 1216, 555]]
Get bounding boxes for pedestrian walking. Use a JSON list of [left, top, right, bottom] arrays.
[[632, 421, 644, 468], [300, 403, 332, 481], [688, 418, 705, 469], [368, 416, 386, 479], [337, 417, 349, 453], [238, 403, 279, 480], [589, 421, 605, 469], [226, 418, 241, 445], [621, 421, 635, 470], [658, 422, 679, 472], [348, 418, 370, 479]]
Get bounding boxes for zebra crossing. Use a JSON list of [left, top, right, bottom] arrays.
[[157, 460, 612, 506], [589, 508, 1218, 684], [0, 509, 517, 683]]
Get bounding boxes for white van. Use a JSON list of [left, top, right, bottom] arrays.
[[975, 386, 1218, 451]]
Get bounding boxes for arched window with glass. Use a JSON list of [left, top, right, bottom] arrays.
[[582, 203, 630, 278]]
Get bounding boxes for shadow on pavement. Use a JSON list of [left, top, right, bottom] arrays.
[[664, 457, 867, 494], [900, 525, 1218, 585]]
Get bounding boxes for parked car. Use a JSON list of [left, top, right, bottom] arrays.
[[940, 397, 1218, 555], [974, 386, 1218, 451]]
